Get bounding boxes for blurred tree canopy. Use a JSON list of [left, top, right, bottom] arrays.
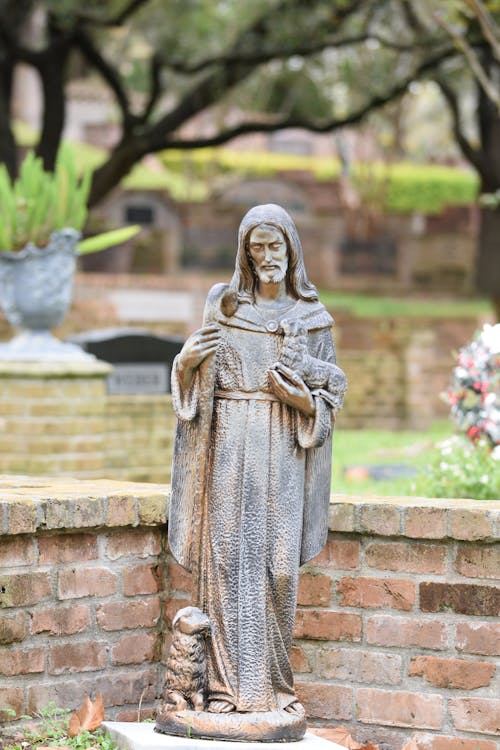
[[0, 0, 499, 306]]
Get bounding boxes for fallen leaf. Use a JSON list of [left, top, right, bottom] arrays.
[[310, 726, 362, 748], [361, 744, 380, 750], [68, 693, 105, 737], [401, 742, 419, 750]]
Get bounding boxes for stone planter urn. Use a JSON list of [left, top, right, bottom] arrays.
[[0, 229, 93, 360]]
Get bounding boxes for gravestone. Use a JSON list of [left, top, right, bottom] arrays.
[[67, 328, 184, 394]]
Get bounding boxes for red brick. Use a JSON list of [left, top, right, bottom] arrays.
[[38, 533, 98, 564], [105, 529, 161, 560], [298, 573, 331, 606], [455, 545, 500, 579], [7, 500, 37, 534], [48, 641, 107, 674], [449, 508, 494, 540], [123, 563, 161, 596], [366, 615, 448, 650], [416, 733, 497, 750], [0, 687, 24, 722], [366, 542, 446, 574], [30, 605, 90, 636], [168, 561, 193, 593], [309, 539, 360, 570], [357, 688, 442, 729], [97, 598, 160, 630], [317, 647, 402, 685], [111, 633, 158, 665], [57, 567, 117, 600], [360, 504, 401, 535], [290, 645, 312, 673], [0, 612, 26, 644], [409, 655, 495, 689], [338, 576, 415, 611], [164, 597, 192, 627], [0, 571, 51, 607], [405, 508, 447, 539], [294, 610, 361, 642], [0, 646, 45, 675], [449, 697, 500, 735], [456, 622, 500, 656], [0, 537, 35, 567], [115, 708, 156, 722], [420, 582, 500, 617], [296, 681, 352, 720], [107, 495, 136, 526]]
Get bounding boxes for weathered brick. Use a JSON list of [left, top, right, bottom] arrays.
[[137, 494, 167, 525], [366, 615, 448, 650], [0, 646, 45, 675], [163, 597, 192, 627], [309, 539, 360, 570], [0, 571, 51, 607], [115, 708, 156, 722], [328, 503, 356, 532], [357, 688, 442, 729], [449, 508, 494, 540], [298, 573, 331, 606], [97, 598, 160, 630], [168, 561, 193, 593], [420, 582, 500, 617], [123, 563, 161, 596], [366, 542, 446, 574], [290, 645, 312, 673], [409, 655, 495, 689], [57, 567, 117, 600], [294, 610, 361, 642], [0, 536, 35, 566], [456, 622, 500, 656], [317, 647, 402, 685], [405, 508, 447, 539], [105, 529, 161, 560], [43, 498, 73, 529], [415, 733, 497, 750], [30, 605, 90, 636], [455, 544, 500, 579], [107, 495, 136, 526], [48, 641, 107, 674], [338, 576, 415, 611], [449, 697, 500, 735], [360, 504, 401, 536], [0, 687, 24, 722], [296, 681, 353, 720], [7, 499, 37, 534], [0, 612, 26, 644], [38, 533, 98, 564], [27, 669, 157, 712], [111, 633, 157, 665]]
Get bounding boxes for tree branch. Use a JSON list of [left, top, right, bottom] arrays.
[[466, 0, 500, 62], [140, 52, 163, 123], [76, 0, 151, 27], [434, 75, 484, 173]]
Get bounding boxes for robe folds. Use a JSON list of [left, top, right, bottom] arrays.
[[168, 283, 346, 712]]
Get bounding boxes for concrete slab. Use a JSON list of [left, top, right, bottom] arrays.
[[102, 722, 344, 750]]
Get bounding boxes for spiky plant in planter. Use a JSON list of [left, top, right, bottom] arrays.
[[0, 150, 139, 360]]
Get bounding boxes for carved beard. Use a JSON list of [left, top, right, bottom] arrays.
[[253, 264, 287, 286]]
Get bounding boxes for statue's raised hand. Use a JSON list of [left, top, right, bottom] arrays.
[[268, 362, 315, 418], [177, 324, 220, 390]]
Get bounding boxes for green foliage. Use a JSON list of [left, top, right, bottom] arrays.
[[2, 702, 117, 750], [0, 150, 139, 254], [412, 436, 500, 500], [318, 290, 490, 319]]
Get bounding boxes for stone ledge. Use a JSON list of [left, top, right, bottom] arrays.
[[0, 360, 112, 378], [0, 477, 498, 540]]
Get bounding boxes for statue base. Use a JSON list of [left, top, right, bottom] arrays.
[[155, 707, 307, 742]]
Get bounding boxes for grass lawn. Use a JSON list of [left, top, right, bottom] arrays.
[[319, 291, 492, 319], [331, 420, 451, 496]]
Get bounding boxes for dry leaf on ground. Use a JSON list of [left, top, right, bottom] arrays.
[[309, 726, 362, 748], [68, 693, 104, 737]]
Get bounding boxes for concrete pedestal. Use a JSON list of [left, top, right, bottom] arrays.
[[102, 722, 344, 750]]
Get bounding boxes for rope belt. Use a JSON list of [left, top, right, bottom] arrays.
[[214, 390, 280, 402]]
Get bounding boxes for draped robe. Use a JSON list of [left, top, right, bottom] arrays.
[[168, 284, 346, 713]]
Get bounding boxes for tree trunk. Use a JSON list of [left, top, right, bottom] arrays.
[[35, 47, 69, 171], [87, 140, 143, 207], [477, 205, 500, 319], [0, 61, 17, 178]]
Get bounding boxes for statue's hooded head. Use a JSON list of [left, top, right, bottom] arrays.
[[230, 204, 318, 304]]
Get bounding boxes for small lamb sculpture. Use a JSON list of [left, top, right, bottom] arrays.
[[162, 605, 211, 712]]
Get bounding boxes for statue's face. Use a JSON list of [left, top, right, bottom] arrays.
[[248, 225, 288, 285]]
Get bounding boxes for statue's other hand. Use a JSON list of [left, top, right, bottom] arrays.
[[177, 324, 220, 388], [268, 363, 315, 418]]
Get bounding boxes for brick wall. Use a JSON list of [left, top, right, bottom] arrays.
[[1, 479, 498, 750], [0, 362, 174, 483]]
